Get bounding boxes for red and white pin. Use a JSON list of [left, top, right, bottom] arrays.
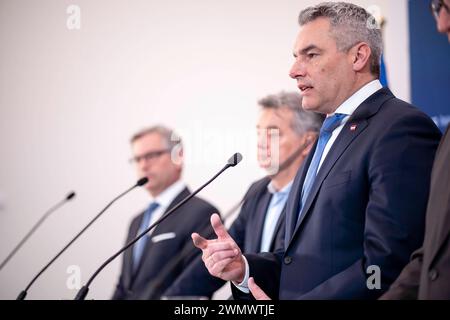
[[350, 124, 358, 131]]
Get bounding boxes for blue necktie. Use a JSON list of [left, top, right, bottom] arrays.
[[297, 113, 346, 223], [133, 202, 159, 272]]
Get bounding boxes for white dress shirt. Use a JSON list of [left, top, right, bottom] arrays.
[[141, 179, 186, 236], [317, 80, 383, 170], [259, 181, 293, 252]]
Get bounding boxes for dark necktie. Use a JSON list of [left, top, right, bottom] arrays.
[[132, 202, 160, 272]]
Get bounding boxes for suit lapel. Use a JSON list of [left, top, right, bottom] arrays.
[[125, 213, 144, 288], [285, 150, 313, 242], [292, 119, 369, 237], [286, 87, 395, 248]]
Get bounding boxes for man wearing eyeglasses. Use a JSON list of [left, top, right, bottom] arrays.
[[112, 125, 218, 300], [431, 0, 450, 40], [380, 0, 450, 300]]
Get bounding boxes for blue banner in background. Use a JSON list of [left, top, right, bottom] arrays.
[[379, 54, 389, 87], [409, 0, 450, 132]]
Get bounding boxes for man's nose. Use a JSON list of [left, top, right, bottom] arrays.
[[436, 10, 450, 35], [289, 59, 306, 79]]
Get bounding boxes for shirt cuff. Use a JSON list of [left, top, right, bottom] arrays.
[[232, 255, 250, 293]]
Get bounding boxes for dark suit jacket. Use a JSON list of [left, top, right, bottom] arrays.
[[381, 125, 450, 300], [234, 87, 442, 300], [162, 177, 286, 298], [112, 187, 218, 300]]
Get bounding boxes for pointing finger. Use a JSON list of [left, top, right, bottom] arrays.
[[211, 213, 230, 240]]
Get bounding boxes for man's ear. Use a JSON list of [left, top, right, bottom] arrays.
[[350, 42, 372, 72], [171, 145, 183, 167]]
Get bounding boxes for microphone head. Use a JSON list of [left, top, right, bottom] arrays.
[[227, 153, 243, 167], [137, 177, 149, 186], [66, 192, 76, 201]]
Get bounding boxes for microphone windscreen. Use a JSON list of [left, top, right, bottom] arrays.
[[137, 177, 149, 186], [227, 152, 243, 167], [66, 192, 76, 201]]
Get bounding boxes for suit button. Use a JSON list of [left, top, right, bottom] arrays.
[[284, 256, 292, 265], [429, 269, 439, 281]]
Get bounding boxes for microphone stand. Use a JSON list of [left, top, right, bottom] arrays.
[[16, 178, 147, 300], [0, 192, 76, 271]]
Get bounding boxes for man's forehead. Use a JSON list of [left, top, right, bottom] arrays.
[[133, 132, 164, 147], [258, 108, 292, 124], [294, 19, 334, 47]]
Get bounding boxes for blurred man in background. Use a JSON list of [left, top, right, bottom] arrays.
[[112, 125, 217, 299]]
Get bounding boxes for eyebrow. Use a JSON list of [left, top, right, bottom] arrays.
[[293, 44, 321, 57], [257, 125, 280, 131]]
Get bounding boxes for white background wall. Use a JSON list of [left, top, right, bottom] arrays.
[[0, 0, 409, 300]]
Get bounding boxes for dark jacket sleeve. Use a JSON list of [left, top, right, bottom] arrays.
[[162, 256, 226, 298], [111, 216, 140, 300], [231, 251, 283, 300], [111, 274, 126, 300], [379, 248, 423, 300]]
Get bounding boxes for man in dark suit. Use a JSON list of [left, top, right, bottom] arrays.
[[163, 92, 323, 298], [111, 125, 217, 300], [191, 2, 442, 300], [380, 0, 450, 300]]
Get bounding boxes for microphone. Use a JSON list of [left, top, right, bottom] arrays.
[[16, 177, 148, 300], [74, 153, 243, 300], [0, 192, 76, 272]]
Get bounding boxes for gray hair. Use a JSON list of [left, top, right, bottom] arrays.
[[258, 91, 324, 135], [130, 125, 182, 150], [298, 2, 382, 77]]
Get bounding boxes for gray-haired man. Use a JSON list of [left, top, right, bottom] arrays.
[[112, 125, 218, 300]]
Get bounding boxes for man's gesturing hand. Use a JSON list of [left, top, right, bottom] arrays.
[[192, 213, 245, 282]]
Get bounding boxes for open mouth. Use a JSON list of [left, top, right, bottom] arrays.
[[299, 85, 313, 93]]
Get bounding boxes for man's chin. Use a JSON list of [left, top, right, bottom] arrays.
[[145, 184, 157, 194], [301, 101, 317, 112]]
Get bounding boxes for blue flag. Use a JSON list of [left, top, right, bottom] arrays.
[[380, 54, 388, 87]]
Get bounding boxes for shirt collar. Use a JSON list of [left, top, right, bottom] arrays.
[[267, 180, 293, 195], [151, 179, 186, 209], [332, 80, 382, 117]]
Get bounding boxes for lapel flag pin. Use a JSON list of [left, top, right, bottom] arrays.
[[350, 124, 357, 131]]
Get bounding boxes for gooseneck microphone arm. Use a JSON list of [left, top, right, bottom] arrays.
[[74, 153, 243, 300], [0, 192, 76, 272], [16, 178, 148, 300], [142, 176, 265, 299]]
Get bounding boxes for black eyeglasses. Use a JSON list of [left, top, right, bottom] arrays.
[[430, 0, 450, 20], [129, 149, 171, 164]]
